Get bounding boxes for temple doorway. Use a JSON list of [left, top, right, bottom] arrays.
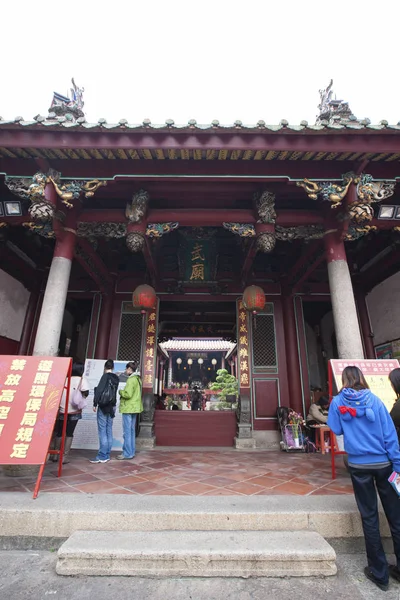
[[154, 299, 238, 446]]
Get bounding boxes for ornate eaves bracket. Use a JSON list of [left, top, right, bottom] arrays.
[[223, 190, 278, 253], [5, 171, 106, 221], [297, 172, 395, 209]]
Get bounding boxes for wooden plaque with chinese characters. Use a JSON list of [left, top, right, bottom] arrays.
[[0, 356, 72, 465], [329, 359, 400, 412]]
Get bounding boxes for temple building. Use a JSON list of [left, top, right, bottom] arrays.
[[1, 80, 400, 448]]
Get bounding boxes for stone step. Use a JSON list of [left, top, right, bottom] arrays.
[[56, 530, 337, 577], [0, 493, 386, 539]]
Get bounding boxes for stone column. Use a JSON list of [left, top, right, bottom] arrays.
[[355, 289, 375, 359], [33, 185, 77, 356], [167, 358, 173, 386], [18, 283, 40, 355], [282, 294, 303, 414], [221, 356, 225, 370], [94, 292, 114, 359], [324, 229, 364, 359]]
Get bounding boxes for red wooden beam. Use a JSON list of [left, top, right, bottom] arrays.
[[2, 156, 400, 183], [283, 240, 323, 287], [75, 238, 113, 293], [292, 254, 326, 294], [240, 239, 257, 286], [77, 209, 324, 227], [1, 129, 400, 154], [143, 238, 158, 288]]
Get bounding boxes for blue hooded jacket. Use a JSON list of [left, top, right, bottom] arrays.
[[328, 388, 400, 472]]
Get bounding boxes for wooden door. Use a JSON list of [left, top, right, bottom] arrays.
[[249, 299, 289, 431]]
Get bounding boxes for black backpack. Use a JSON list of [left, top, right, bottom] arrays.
[[98, 377, 118, 408]]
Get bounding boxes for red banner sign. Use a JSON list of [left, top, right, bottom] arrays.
[[0, 356, 72, 465], [143, 308, 158, 389], [237, 300, 250, 388]]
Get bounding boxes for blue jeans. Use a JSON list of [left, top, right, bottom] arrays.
[[349, 465, 400, 585], [122, 413, 137, 458], [95, 409, 113, 461]]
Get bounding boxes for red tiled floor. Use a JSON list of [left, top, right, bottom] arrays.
[[270, 481, 319, 495], [104, 474, 149, 486], [127, 481, 173, 494], [74, 481, 121, 494], [246, 475, 287, 488], [174, 482, 220, 495], [226, 481, 266, 495], [0, 448, 352, 496]]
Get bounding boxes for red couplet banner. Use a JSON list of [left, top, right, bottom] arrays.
[[0, 356, 72, 466]]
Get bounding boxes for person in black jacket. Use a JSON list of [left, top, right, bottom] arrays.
[[90, 359, 120, 464], [389, 368, 400, 444]]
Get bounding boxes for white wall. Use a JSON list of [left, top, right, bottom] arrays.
[[367, 271, 400, 346], [0, 269, 30, 341]]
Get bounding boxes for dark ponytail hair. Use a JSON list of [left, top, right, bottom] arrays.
[[341, 366, 369, 391], [389, 368, 400, 397]]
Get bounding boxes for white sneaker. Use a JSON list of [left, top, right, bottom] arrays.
[[90, 458, 110, 464]]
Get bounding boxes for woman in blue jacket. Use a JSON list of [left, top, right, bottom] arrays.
[[328, 365, 400, 591]]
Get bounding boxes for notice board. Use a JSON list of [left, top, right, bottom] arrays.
[[329, 359, 399, 412], [0, 356, 71, 466]]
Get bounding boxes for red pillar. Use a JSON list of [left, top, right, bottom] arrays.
[[323, 227, 364, 359], [18, 284, 40, 355], [94, 292, 114, 359], [355, 289, 375, 359], [33, 185, 77, 356], [282, 294, 303, 414]]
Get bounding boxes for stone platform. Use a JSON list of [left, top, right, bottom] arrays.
[[0, 493, 391, 539], [56, 530, 337, 577]]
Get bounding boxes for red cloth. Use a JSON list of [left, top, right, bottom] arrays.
[[339, 405, 356, 417]]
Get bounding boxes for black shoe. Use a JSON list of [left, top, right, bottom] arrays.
[[364, 567, 389, 591], [389, 565, 400, 582]]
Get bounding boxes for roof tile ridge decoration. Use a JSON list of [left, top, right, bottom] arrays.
[[2, 117, 400, 131]]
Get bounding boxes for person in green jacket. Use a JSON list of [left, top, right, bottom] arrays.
[[117, 361, 143, 460]]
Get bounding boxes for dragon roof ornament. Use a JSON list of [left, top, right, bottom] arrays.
[[316, 80, 362, 126]]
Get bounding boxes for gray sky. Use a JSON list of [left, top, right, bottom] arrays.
[[1, 0, 399, 126]]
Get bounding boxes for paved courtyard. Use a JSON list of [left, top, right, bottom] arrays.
[[0, 449, 352, 496]]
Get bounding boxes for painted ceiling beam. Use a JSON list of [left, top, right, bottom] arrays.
[[2, 158, 399, 182], [1, 129, 400, 155]]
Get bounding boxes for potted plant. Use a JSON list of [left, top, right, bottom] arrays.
[[210, 369, 239, 406]]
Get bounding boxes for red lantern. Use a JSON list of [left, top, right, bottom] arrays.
[[243, 285, 265, 314], [132, 284, 157, 311]]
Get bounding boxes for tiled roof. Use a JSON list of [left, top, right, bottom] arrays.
[[160, 339, 235, 352], [1, 116, 400, 132]]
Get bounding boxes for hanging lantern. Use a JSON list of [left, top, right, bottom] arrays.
[[211, 358, 217, 370], [242, 285, 265, 314], [187, 358, 193, 368], [198, 358, 204, 366], [176, 357, 182, 370], [132, 284, 157, 311]]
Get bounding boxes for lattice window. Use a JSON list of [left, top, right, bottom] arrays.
[[117, 313, 143, 362], [252, 314, 277, 367]]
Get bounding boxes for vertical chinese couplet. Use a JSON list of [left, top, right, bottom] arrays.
[[143, 311, 157, 388], [237, 300, 250, 388]]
